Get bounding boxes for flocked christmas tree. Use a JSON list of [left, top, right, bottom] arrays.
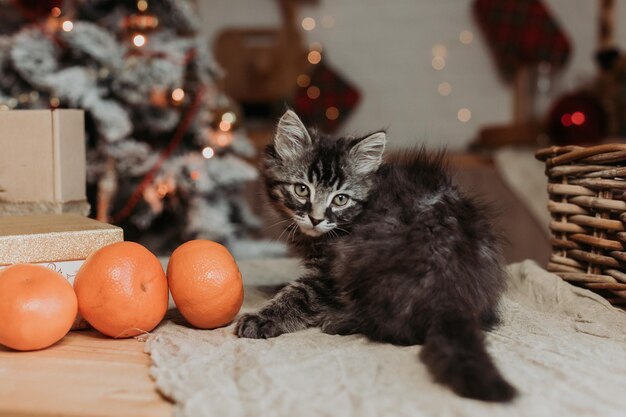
[[0, 0, 285, 258]]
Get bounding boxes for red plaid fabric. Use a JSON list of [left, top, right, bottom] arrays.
[[473, 0, 571, 80], [292, 61, 361, 134]]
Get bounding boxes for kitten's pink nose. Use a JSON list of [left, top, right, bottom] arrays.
[[309, 216, 323, 226]]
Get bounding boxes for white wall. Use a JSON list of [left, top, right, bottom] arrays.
[[197, 0, 626, 149]]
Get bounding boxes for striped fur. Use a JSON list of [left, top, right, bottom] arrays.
[[235, 111, 517, 402]]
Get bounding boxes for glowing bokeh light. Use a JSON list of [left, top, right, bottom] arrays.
[[133, 34, 146, 47], [62, 20, 73, 32], [171, 88, 185, 102], [222, 112, 236, 124], [202, 147, 215, 159], [308, 50, 322, 64], [431, 56, 445, 70], [571, 111, 585, 126], [219, 120, 231, 131], [297, 74, 311, 87], [438, 82, 452, 96], [561, 113, 573, 127], [459, 30, 474, 45], [215, 133, 232, 147], [457, 108, 472, 122], [302, 17, 316, 31], [307, 86, 321, 99], [325, 107, 339, 120]]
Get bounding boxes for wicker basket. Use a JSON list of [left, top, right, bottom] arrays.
[[536, 144, 626, 306]]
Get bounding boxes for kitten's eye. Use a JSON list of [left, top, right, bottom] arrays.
[[294, 184, 310, 198], [332, 194, 350, 206]]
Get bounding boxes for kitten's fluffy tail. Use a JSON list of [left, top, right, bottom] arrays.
[[419, 312, 517, 402]]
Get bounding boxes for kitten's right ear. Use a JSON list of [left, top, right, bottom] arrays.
[[349, 132, 386, 175], [274, 110, 312, 160]]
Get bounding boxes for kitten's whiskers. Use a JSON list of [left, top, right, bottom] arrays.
[[263, 218, 291, 231], [276, 221, 296, 242], [288, 223, 299, 242]]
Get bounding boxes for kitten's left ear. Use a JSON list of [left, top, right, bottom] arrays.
[[349, 132, 386, 175]]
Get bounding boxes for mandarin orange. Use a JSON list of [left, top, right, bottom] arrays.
[[0, 264, 77, 351], [73, 241, 168, 338], [167, 240, 243, 329]]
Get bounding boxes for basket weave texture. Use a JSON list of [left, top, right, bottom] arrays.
[[536, 145, 626, 306]]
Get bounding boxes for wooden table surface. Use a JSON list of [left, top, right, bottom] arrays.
[[0, 330, 172, 417]]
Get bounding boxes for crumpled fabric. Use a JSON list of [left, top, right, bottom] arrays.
[[146, 259, 626, 417]]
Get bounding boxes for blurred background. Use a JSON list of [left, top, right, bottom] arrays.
[[1, 0, 624, 265]]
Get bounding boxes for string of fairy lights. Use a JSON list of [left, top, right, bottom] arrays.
[[5, 4, 476, 135], [431, 29, 475, 124], [296, 14, 477, 126], [124, 0, 239, 161], [295, 13, 341, 122]]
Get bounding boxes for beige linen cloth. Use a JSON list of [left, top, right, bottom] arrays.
[[146, 259, 626, 417]]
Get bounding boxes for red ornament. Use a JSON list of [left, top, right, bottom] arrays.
[[547, 92, 607, 145]]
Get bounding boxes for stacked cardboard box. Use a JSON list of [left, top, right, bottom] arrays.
[[0, 109, 89, 215]]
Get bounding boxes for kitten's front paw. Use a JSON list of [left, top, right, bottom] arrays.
[[235, 313, 283, 339]]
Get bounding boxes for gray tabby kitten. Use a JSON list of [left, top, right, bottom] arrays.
[[235, 110, 516, 402]]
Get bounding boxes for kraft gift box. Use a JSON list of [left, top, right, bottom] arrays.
[[0, 109, 90, 216], [0, 214, 124, 329]]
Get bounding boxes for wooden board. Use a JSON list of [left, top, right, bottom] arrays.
[[0, 330, 172, 417]]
